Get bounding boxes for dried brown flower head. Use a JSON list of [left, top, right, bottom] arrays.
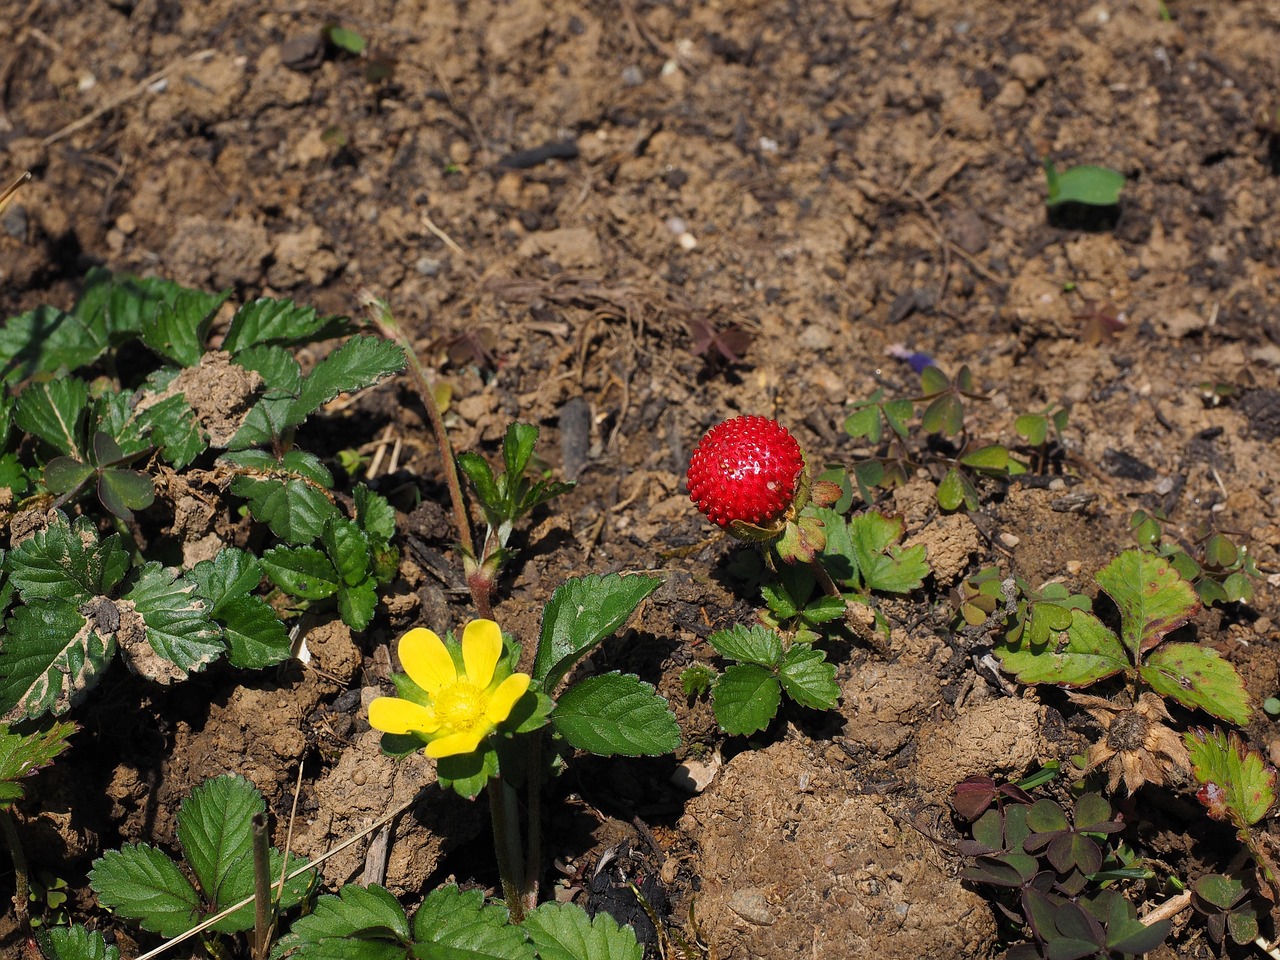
[[1070, 692, 1191, 795]]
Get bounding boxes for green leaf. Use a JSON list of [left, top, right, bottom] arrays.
[[217, 597, 293, 668], [935, 468, 967, 511], [0, 305, 108, 384], [533, 574, 662, 690], [1096, 551, 1200, 657], [502, 422, 539, 481], [1015, 413, 1048, 446], [712, 663, 781, 736], [959, 444, 1010, 473], [262, 546, 342, 600], [43, 457, 95, 495], [187, 548, 264, 619], [326, 25, 368, 55], [551, 672, 680, 756], [338, 577, 378, 631], [14, 378, 89, 456], [275, 884, 410, 960], [0, 599, 115, 720], [97, 468, 156, 522], [412, 884, 533, 959], [1194, 873, 1248, 911], [779, 647, 839, 709], [123, 564, 224, 679], [226, 346, 303, 449], [0, 719, 75, 808], [137, 286, 229, 367], [39, 925, 122, 960], [705, 624, 783, 667], [5, 513, 130, 602], [993, 609, 1128, 687], [286, 336, 406, 428], [177, 775, 259, 923], [136, 392, 206, 468], [1046, 164, 1125, 207], [323, 516, 372, 587], [457, 452, 501, 520], [1186, 727, 1277, 829], [921, 394, 964, 436], [843, 404, 882, 444], [1141, 644, 1251, 726], [523, 901, 642, 960], [844, 510, 929, 594], [355, 484, 397, 544], [89, 844, 202, 937], [222, 298, 348, 354], [231, 475, 341, 544], [919, 365, 949, 395]]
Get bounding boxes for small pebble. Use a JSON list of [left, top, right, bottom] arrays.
[[728, 888, 775, 925], [999, 532, 1020, 548]]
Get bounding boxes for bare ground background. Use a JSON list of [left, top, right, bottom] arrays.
[[3, 0, 1280, 957]]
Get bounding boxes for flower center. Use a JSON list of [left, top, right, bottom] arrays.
[[434, 681, 487, 733]]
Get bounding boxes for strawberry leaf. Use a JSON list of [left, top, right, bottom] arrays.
[[0, 719, 75, 808], [1185, 728, 1276, 829], [1140, 644, 1250, 726], [713, 664, 781, 736], [1095, 550, 1200, 657], [551, 672, 680, 756], [993, 609, 1128, 687]]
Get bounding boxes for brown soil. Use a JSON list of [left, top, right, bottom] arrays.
[[3, 1, 1280, 958]]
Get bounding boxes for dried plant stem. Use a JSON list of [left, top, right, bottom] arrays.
[[251, 813, 272, 960], [359, 294, 490, 616]]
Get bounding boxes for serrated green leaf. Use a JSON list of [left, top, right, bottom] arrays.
[[502, 422, 539, 480], [712, 663, 781, 736], [216, 597, 292, 668], [136, 392, 207, 468], [803, 594, 848, 624], [846, 510, 929, 594], [280, 450, 336, 486], [779, 647, 839, 709], [89, 844, 202, 937], [6, 513, 130, 602], [533, 574, 662, 690], [222, 298, 348, 354], [286, 336, 405, 428], [123, 564, 223, 679], [0, 599, 114, 720], [412, 884, 533, 958], [323, 516, 371, 587], [272, 883, 409, 960], [14, 378, 88, 456], [0, 306, 108, 385], [39, 925, 122, 960], [457, 452, 501, 520], [552, 672, 679, 756], [1141, 644, 1251, 726], [993, 609, 1128, 687], [355, 484, 397, 543], [338, 577, 378, 631], [187, 548, 263, 619], [705, 624, 783, 667], [225, 346, 304, 449], [1096, 550, 1201, 657], [231, 475, 341, 544], [0, 718, 75, 808], [262, 546, 342, 600], [177, 775, 260, 919], [1182, 727, 1274, 829], [523, 901, 642, 960], [137, 287, 229, 367]]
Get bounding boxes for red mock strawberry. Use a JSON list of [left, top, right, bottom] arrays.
[[687, 416, 805, 533]]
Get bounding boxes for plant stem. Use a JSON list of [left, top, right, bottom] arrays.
[[486, 776, 526, 923], [250, 813, 272, 960], [361, 295, 486, 612], [0, 808, 29, 927], [522, 737, 543, 912]]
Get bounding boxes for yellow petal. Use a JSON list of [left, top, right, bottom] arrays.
[[461, 619, 503, 688], [369, 697, 441, 736], [485, 673, 531, 724], [425, 728, 487, 758], [399, 628, 456, 697]]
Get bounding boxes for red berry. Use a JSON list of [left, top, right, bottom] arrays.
[[687, 416, 805, 530]]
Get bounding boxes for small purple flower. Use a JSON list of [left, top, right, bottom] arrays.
[[886, 343, 937, 375]]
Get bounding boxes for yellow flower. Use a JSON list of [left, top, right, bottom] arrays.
[[369, 620, 531, 759]]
